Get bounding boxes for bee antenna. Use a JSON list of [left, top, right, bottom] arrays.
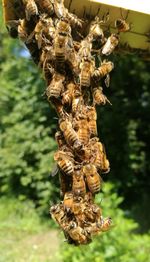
[[120, 8, 129, 20], [68, 0, 73, 11]]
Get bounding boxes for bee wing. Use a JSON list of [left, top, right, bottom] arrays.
[[104, 74, 110, 88], [50, 164, 59, 177]]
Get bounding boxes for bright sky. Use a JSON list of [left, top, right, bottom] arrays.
[[90, 0, 150, 14]]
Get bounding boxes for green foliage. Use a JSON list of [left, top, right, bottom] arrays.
[[0, 27, 59, 214], [60, 183, 150, 262]]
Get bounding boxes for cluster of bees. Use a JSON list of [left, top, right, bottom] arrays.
[[4, 0, 130, 245]]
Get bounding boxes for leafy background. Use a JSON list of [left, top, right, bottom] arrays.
[[0, 2, 150, 261]]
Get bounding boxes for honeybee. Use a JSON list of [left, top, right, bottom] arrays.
[[78, 39, 92, 60], [50, 204, 67, 229], [63, 191, 74, 212], [102, 34, 119, 55], [53, 0, 67, 19], [67, 221, 88, 245], [54, 150, 74, 176], [92, 60, 114, 80], [36, 0, 54, 16], [59, 118, 82, 151], [92, 141, 110, 173], [23, 0, 38, 21], [59, 172, 72, 197], [75, 119, 90, 145], [115, 19, 130, 32], [62, 82, 76, 105], [5, 19, 19, 39], [89, 16, 105, 42], [100, 217, 112, 232], [84, 203, 102, 224], [46, 72, 65, 100], [55, 131, 65, 148], [54, 19, 72, 65], [66, 11, 83, 28], [18, 19, 29, 42], [85, 222, 101, 236], [72, 89, 83, 115], [86, 106, 97, 137], [93, 87, 111, 106], [83, 164, 102, 194], [79, 58, 95, 88], [72, 170, 86, 197]]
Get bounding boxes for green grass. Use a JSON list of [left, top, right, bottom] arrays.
[[0, 197, 61, 262]]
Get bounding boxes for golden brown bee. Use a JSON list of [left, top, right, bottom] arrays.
[[76, 119, 90, 145], [62, 82, 76, 105], [50, 204, 67, 229], [59, 118, 82, 150], [46, 72, 65, 100], [115, 19, 130, 32], [55, 131, 65, 148], [79, 58, 95, 88], [86, 106, 97, 137], [54, 19, 71, 64], [91, 141, 110, 173], [18, 19, 29, 42], [23, 0, 38, 21], [78, 39, 92, 60], [72, 170, 86, 197], [59, 172, 72, 197], [84, 202, 102, 224], [93, 87, 111, 106], [63, 191, 74, 212], [102, 34, 119, 55], [54, 150, 74, 176], [66, 11, 83, 28], [92, 60, 114, 80], [100, 217, 112, 232], [83, 164, 102, 194], [53, 0, 67, 19], [72, 90, 83, 115], [36, 0, 54, 16], [89, 16, 105, 41], [67, 221, 88, 245]]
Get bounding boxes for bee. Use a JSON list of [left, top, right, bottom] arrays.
[[54, 19, 72, 65], [72, 170, 86, 197], [100, 217, 112, 232], [59, 172, 72, 197], [86, 106, 97, 137], [85, 222, 101, 236], [83, 164, 102, 194], [89, 16, 105, 42], [63, 191, 74, 213], [78, 39, 92, 60], [62, 82, 76, 105], [93, 87, 111, 106], [59, 118, 82, 150], [67, 221, 88, 245], [66, 11, 83, 29], [79, 58, 95, 88], [115, 19, 130, 33], [23, 0, 38, 21], [72, 90, 83, 115], [102, 34, 119, 55], [84, 202, 102, 224], [55, 131, 65, 148], [53, 0, 67, 19], [36, 0, 54, 16], [50, 204, 67, 229], [46, 72, 65, 100], [92, 141, 110, 173], [92, 60, 114, 80], [5, 20, 19, 39], [75, 119, 90, 145], [18, 19, 29, 42], [54, 150, 74, 176]]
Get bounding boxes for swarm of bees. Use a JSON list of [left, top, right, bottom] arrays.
[[3, 0, 130, 245]]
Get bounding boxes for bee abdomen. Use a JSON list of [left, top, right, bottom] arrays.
[[59, 160, 74, 176]]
